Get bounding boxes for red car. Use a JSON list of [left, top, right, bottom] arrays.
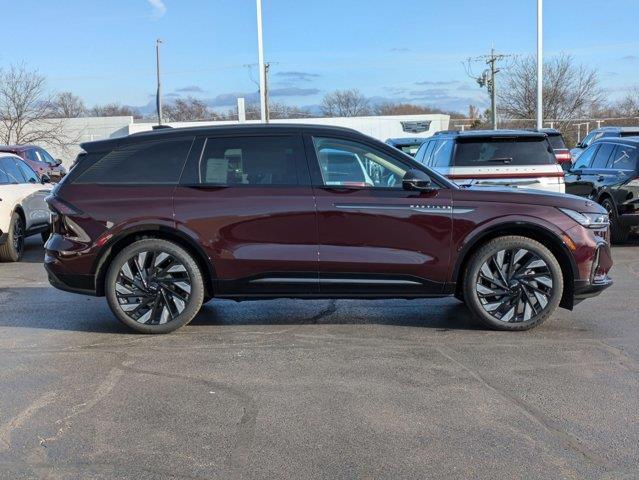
[[0, 145, 66, 181], [44, 124, 613, 333]]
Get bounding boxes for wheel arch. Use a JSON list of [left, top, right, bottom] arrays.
[[92, 225, 215, 298], [453, 222, 578, 310]]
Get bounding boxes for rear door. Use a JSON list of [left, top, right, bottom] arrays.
[[449, 136, 564, 192], [173, 132, 319, 296], [306, 134, 453, 295]]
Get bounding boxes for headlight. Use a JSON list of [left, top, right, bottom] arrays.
[[558, 208, 609, 229]]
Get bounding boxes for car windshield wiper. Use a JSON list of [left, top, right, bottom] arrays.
[[486, 157, 513, 164]]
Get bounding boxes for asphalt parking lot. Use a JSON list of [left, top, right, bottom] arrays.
[[0, 237, 638, 479]]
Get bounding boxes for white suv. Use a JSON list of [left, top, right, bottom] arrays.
[[0, 154, 51, 261], [414, 130, 565, 193]]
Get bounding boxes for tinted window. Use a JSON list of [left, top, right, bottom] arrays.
[[620, 131, 639, 137], [313, 137, 408, 189], [199, 136, 301, 186], [0, 157, 25, 183], [415, 140, 435, 165], [16, 160, 38, 183], [25, 149, 38, 162], [546, 134, 567, 150], [574, 145, 598, 169], [609, 145, 638, 171], [37, 148, 56, 165], [590, 143, 615, 168], [74, 138, 192, 184], [453, 137, 554, 166], [431, 140, 454, 167]]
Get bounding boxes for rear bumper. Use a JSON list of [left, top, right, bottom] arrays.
[[44, 252, 98, 296]]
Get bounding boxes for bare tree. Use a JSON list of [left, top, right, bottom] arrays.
[[499, 54, 602, 122], [268, 102, 311, 119], [321, 89, 371, 117], [90, 103, 139, 118], [164, 97, 215, 122], [374, 102, 461, 116], [0, 64, 74, 147], [50, 91, 86, 118]]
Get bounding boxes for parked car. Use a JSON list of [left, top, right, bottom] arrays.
[[45, 124, 612, 333], [385, 137, 426, 156], [413, 130, 565, 193], [528, 128, 572, 170], [0, 145, 66, 182], [570, 126, 639, 160], [0, 154, 52, 261], [565, 137, 639, 243]]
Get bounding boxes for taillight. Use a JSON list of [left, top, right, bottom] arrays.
[[554, 150, 572, 164]]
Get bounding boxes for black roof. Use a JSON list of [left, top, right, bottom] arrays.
[[592, 136, 639, 146], [434, 129, 547, 139], [81, 123, 363, 152]]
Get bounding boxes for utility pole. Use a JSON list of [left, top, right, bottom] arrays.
[[264, 62, 271, 123], [156, 39, 163, 125], [256, 0, 267, 123], [465, 49, 512, 130]]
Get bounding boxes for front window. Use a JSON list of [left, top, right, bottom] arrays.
[[313, 137, 408, 189], [573, 145, 598, 169], [16, 160, 39, 183]]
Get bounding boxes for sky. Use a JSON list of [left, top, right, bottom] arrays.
[[2, 0, 639, 114]]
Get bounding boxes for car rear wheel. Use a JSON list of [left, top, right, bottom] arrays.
[[105, 239, 205, 334], [0, 212, 25, 262], [601, 198, 629, 244], [463, 236, 563, 331]]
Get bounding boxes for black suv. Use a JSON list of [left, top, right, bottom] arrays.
[[565, 137, 639, 243], [571, 126, 639, 160]]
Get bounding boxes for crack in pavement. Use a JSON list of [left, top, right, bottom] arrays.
[[434, 344, 619, 473]]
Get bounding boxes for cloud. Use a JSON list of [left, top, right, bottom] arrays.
[[415, 80, 460, 86], [390, 47, 410, 52], [621, 55, 638, 61], [147, 0, 166, 19], [176, 85, 204, 93], [275, 71, 321, 82], [270, 87, 320, 97], [409, 88, 450, 98]]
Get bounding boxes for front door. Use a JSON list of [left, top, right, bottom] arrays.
[[565, 144, 600, 198], [173, 133, 319, 296], [305, 135, 453, 296]]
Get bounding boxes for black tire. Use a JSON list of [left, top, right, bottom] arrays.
[[601, 198, 629, 244], [105, 239, 205, 334], [0, 212, 25, 262], [462, 235, 563, 331]]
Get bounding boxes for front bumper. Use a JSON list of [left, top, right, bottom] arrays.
[[573, 277, 613, 302]]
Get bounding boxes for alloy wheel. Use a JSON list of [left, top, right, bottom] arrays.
[[115, 250, 192, 325], [475, 248, 554, 323], [12, 217, 24, 255]]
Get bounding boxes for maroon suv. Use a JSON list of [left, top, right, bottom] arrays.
[[44, 124, 613, 333], [0, 145, 66, 181]]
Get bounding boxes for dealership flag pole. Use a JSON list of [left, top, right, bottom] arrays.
[[256, 0, 267, 123], [536, 0, 543, 129]]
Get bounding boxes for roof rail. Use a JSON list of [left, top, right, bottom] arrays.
[[152, 124, 173, 130], [434, 130, 460, 135]]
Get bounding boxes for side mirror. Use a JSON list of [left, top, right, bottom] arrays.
[[54, 159, 63, 166], [402, 169, 436, 192], [41, 174, 51, 184]]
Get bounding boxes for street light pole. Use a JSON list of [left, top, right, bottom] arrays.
[[536, 0, 543, 130], [156, 39, 163, 125], [256, 0, 267, 123]]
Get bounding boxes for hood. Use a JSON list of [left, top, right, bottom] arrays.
[[456, 185, 606, 213]]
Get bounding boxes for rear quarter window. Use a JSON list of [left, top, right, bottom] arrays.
[[73, 138, 193, 184], [453, 137, 555, 167], [546, 135, 567, 150]]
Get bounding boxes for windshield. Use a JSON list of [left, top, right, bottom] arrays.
[[453, 137, 555, 166]]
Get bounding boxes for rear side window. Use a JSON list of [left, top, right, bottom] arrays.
[[74, 138, 193, 184], [590, 143, 615, 168], [431, 139, 453, 167], [546, 135, 567, 150], [609, 145, 638, 170], [453, 137, 554, 167], [199, 136, 302, 186], [415, 141, 434, 164]]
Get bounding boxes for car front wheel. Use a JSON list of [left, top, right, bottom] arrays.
[[601, 198, 629, 244], [105, 239, 205, 334], [463, 235, 563, 331], [0, 212, 25, 262]]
